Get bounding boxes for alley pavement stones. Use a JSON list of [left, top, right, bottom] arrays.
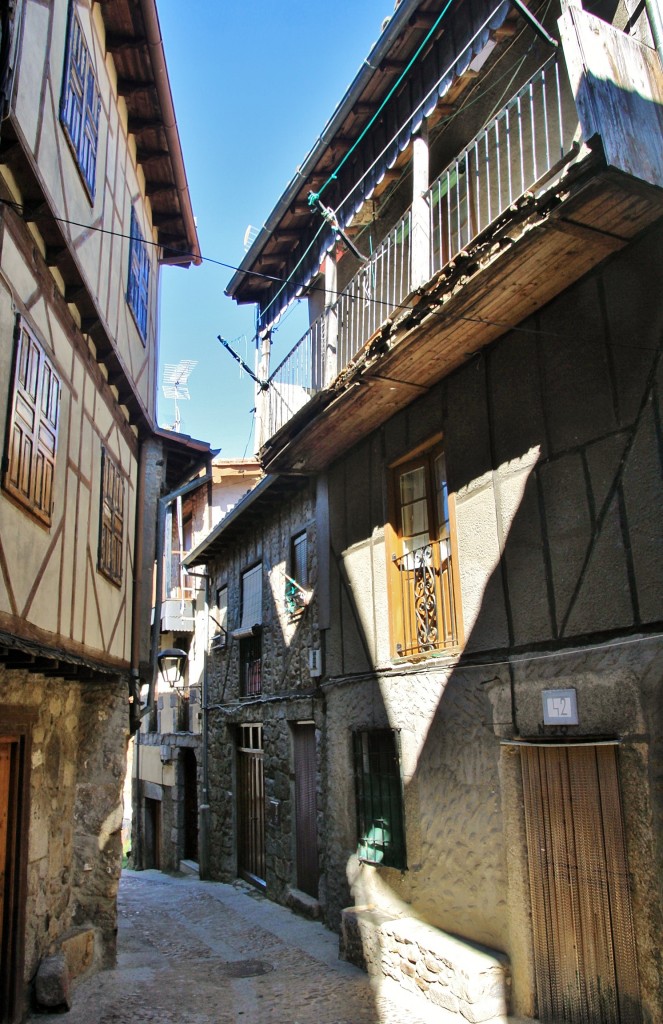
[[27, 870, 452, 1024]]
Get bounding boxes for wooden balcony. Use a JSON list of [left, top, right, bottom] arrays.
[[259, 12, 663, 475]]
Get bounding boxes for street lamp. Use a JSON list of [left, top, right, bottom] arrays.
[[156, 647, 188, 690]]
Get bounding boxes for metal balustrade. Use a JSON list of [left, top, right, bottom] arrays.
[[392, 540, 458, 656], [265, 57, 576, 439]]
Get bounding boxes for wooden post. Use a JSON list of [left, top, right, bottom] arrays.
[[411, 123, 430, 290], [254, 329, 271, 451], [324, 250, 338, 388]]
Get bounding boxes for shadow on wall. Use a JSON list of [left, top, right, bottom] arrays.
[[329, 223, 663, 1022]]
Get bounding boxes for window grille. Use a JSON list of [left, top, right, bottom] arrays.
[[388, 445, 460, 656], [353, 730, 406, 869], [60, 5, 100, 198]]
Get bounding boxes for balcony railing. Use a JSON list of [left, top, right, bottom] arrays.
[[264, 56, 579, 441], [392, 540, 458, 656]]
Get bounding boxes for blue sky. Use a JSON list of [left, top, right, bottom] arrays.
[[156, 1, 392, 455]]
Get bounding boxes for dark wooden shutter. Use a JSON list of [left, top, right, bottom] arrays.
[[521, 744, 641, 1023], [293, 724, 318, 898], [5, 322, 60, 524]]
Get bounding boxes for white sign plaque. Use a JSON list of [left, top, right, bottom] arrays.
[[542, 688, 578, 725]]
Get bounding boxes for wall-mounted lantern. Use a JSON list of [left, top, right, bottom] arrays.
[[156, 647, 188, 690]]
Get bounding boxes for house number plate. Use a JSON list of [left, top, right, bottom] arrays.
[[542, 688, 578, 725]]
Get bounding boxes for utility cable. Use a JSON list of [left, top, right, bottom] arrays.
[[308, 0, 458, 207]]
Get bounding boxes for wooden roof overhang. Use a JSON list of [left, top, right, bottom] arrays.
[[226, 0, 522, 317], [0, 0, 200, 434], [259, 152, 663, 475], [0, 625, 127, 681], [153, 427, 216, 491], [184, 474, 307, 568]]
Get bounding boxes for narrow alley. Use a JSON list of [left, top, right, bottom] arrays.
[[29, 870, 453, 1024]]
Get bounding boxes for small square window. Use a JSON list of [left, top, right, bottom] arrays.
[[60, 5, 100, 199], [127, 207, 150, 342], [353, 729, 406, 869], [98, 447, 124, 584]]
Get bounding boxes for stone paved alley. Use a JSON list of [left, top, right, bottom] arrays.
[[29, 870, 472, 1024]]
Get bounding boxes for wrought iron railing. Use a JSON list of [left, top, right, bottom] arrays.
[[392, 540, 458, 655], [265, 57, 576, 440]]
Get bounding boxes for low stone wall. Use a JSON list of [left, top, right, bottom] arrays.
[[341, 906, 511, 1023]]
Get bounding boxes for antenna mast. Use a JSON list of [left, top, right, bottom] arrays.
[[162, 360, 198, 432]]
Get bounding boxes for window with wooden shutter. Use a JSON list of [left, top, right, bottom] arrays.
[[98, 447, 125, 584], [3, 320, 61, 525]]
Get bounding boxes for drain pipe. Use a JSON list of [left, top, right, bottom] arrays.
[[644, 0, 663, 65]]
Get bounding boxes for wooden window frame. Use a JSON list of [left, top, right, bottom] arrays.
[[97, 447, 124, 585], [2, 319, 61, 526], [385, 441, 463, 659], [127, 206, 150, 343], [353, 729, 406, 869], [286, 529, 309, 616], [59, 4, 100, 200]]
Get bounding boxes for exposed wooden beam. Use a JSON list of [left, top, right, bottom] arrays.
[[117, 79, 154, 97], [127, 115, 164, 134], [105, 34, 147, 53]]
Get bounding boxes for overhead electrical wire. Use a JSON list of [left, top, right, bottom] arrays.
[[3, 194, 657, 380], [307, 0, 458, 208]]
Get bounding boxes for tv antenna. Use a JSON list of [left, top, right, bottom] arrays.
[[162, 360, 197, 432]]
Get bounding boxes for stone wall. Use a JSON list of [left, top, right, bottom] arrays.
[[0, 666, 127, 996], [205, 480, 326, 905]]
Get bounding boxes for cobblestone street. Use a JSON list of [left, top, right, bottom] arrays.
[[29, 870, 455, 1024]]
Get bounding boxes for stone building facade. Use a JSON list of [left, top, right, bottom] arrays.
[[219, 0, 663, 1021], [0, 1, 204, 1018], [185, 475, 325, 912], [131, 458, 262, 876]]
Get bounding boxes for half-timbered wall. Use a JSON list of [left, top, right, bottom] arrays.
[[0, 206, 138, 666], [321, 223, 663, 1019], [9, 0, 159, 418]]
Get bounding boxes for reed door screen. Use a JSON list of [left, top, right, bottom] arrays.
[[237, 724, 265, 888], [521, 744, 641, 1024]]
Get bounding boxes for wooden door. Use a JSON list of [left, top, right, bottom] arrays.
[[1, 736, 24, 1024], [293, 724, 318, 898], [237, 725, 265, 888], [521, 744, 641, 1023], [182, 748, 198, 862]]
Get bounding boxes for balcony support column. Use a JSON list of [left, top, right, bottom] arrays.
[[324, 249, 338, 388], [411, 123, 430, 290], [255, 329, 271, 451]]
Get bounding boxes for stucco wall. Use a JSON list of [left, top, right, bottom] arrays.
[[321, 224, 663, 1016]]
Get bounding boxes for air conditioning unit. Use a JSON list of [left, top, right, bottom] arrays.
[[210, 630, 227, 652], [309, 649, 322, 678]]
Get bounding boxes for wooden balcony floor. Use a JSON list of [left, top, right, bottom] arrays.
[[261, 157, 663, 474]]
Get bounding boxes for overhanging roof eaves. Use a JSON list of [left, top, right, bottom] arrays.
[[100, 0, 201, 267], [153, 426, 217, 490], [184, 474, 304, 567], [224, 0, 422, 301]]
